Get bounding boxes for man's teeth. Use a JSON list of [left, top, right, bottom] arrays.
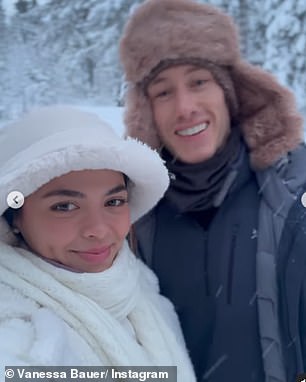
[[177, 123, 208, 136]]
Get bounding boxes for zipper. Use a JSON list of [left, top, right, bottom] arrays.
[[203, 231, 210, 296], [227, 224, 239, 304]]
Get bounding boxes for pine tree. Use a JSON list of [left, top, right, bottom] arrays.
[[0, 3, 7, 120], [1, 0, 305, 120]]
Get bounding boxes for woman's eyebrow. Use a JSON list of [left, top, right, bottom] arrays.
[[42, 184, 127, 199], [42, 190, 85, 198], [105, 184, 127, 196]]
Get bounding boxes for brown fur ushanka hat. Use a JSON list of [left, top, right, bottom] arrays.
[[119, 0, 303, 169]]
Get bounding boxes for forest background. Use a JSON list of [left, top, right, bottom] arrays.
[[0, 0, 305, 127]]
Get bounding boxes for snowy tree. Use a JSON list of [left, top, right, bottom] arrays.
[[260, 0, 306, 116], [0, 0, 305, 122], [0, 3, 7, 119]]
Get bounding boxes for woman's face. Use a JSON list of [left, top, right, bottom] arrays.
[[14, 169, 131, 273]]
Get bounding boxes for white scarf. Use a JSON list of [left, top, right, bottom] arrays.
[[0, 240, 196, 381]]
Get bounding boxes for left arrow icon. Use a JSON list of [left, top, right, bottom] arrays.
[[7, 191, 25, 209]]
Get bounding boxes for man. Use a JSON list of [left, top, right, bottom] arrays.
[[119, 0, 306, 381]]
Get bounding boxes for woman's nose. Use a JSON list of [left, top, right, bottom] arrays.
[[81, 211, 110, 240]]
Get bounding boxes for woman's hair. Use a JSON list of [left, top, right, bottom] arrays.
[[3, 208, 16, 228], [123, 173, 129, 187]]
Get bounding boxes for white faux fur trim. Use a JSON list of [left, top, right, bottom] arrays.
[[0, 138, 169, 244], [0, 241, 196, 380], [0, 106, 169, 244]]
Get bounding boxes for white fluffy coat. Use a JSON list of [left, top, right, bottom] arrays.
[[0, 240, 196, 381]]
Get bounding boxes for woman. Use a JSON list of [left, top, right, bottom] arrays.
[[0, 105, 196, 381]]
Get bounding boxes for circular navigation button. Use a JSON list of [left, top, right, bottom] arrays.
[[6, 191, 25, 209]]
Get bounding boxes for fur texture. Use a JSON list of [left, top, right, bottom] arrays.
[[120, 0, 304, 169], [0, 240, 196, 380], [0, 106, 169, 242]]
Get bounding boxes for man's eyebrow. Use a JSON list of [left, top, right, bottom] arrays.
[[42, 189, 85, 198], [185, 66, 211, 75], [149, 75, 167, 87], [149, 67, 209, 88]]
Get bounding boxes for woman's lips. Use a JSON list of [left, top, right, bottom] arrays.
[[73, 246, 112, 263]]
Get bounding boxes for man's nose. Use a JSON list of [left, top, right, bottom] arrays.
[[174, 88, 197, 121]]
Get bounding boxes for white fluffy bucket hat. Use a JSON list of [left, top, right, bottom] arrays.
[[0, 105, 169, 243]]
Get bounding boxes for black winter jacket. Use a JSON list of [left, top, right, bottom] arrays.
[[133, 143, 306, 382], [278, 187, 306, 381]]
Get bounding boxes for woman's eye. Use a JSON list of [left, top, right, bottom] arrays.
[[50, 202, 78, 212], [192, 79, 207, 87], [106, 198, 128, 207]]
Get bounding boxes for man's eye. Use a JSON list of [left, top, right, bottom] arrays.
[[106, 198, 128, 207], [149, 88, 171, 101], [156, 90, 170, 98], [50, 202, 78, 211]]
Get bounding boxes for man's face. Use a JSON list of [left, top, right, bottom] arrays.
[[14, 169, 130, 273], [147, 64, 231, 164]]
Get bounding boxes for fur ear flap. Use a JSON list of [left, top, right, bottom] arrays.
[[124, 85, 161, 149], [232, 62, 304, 169], [120, 0, 304, 170]]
